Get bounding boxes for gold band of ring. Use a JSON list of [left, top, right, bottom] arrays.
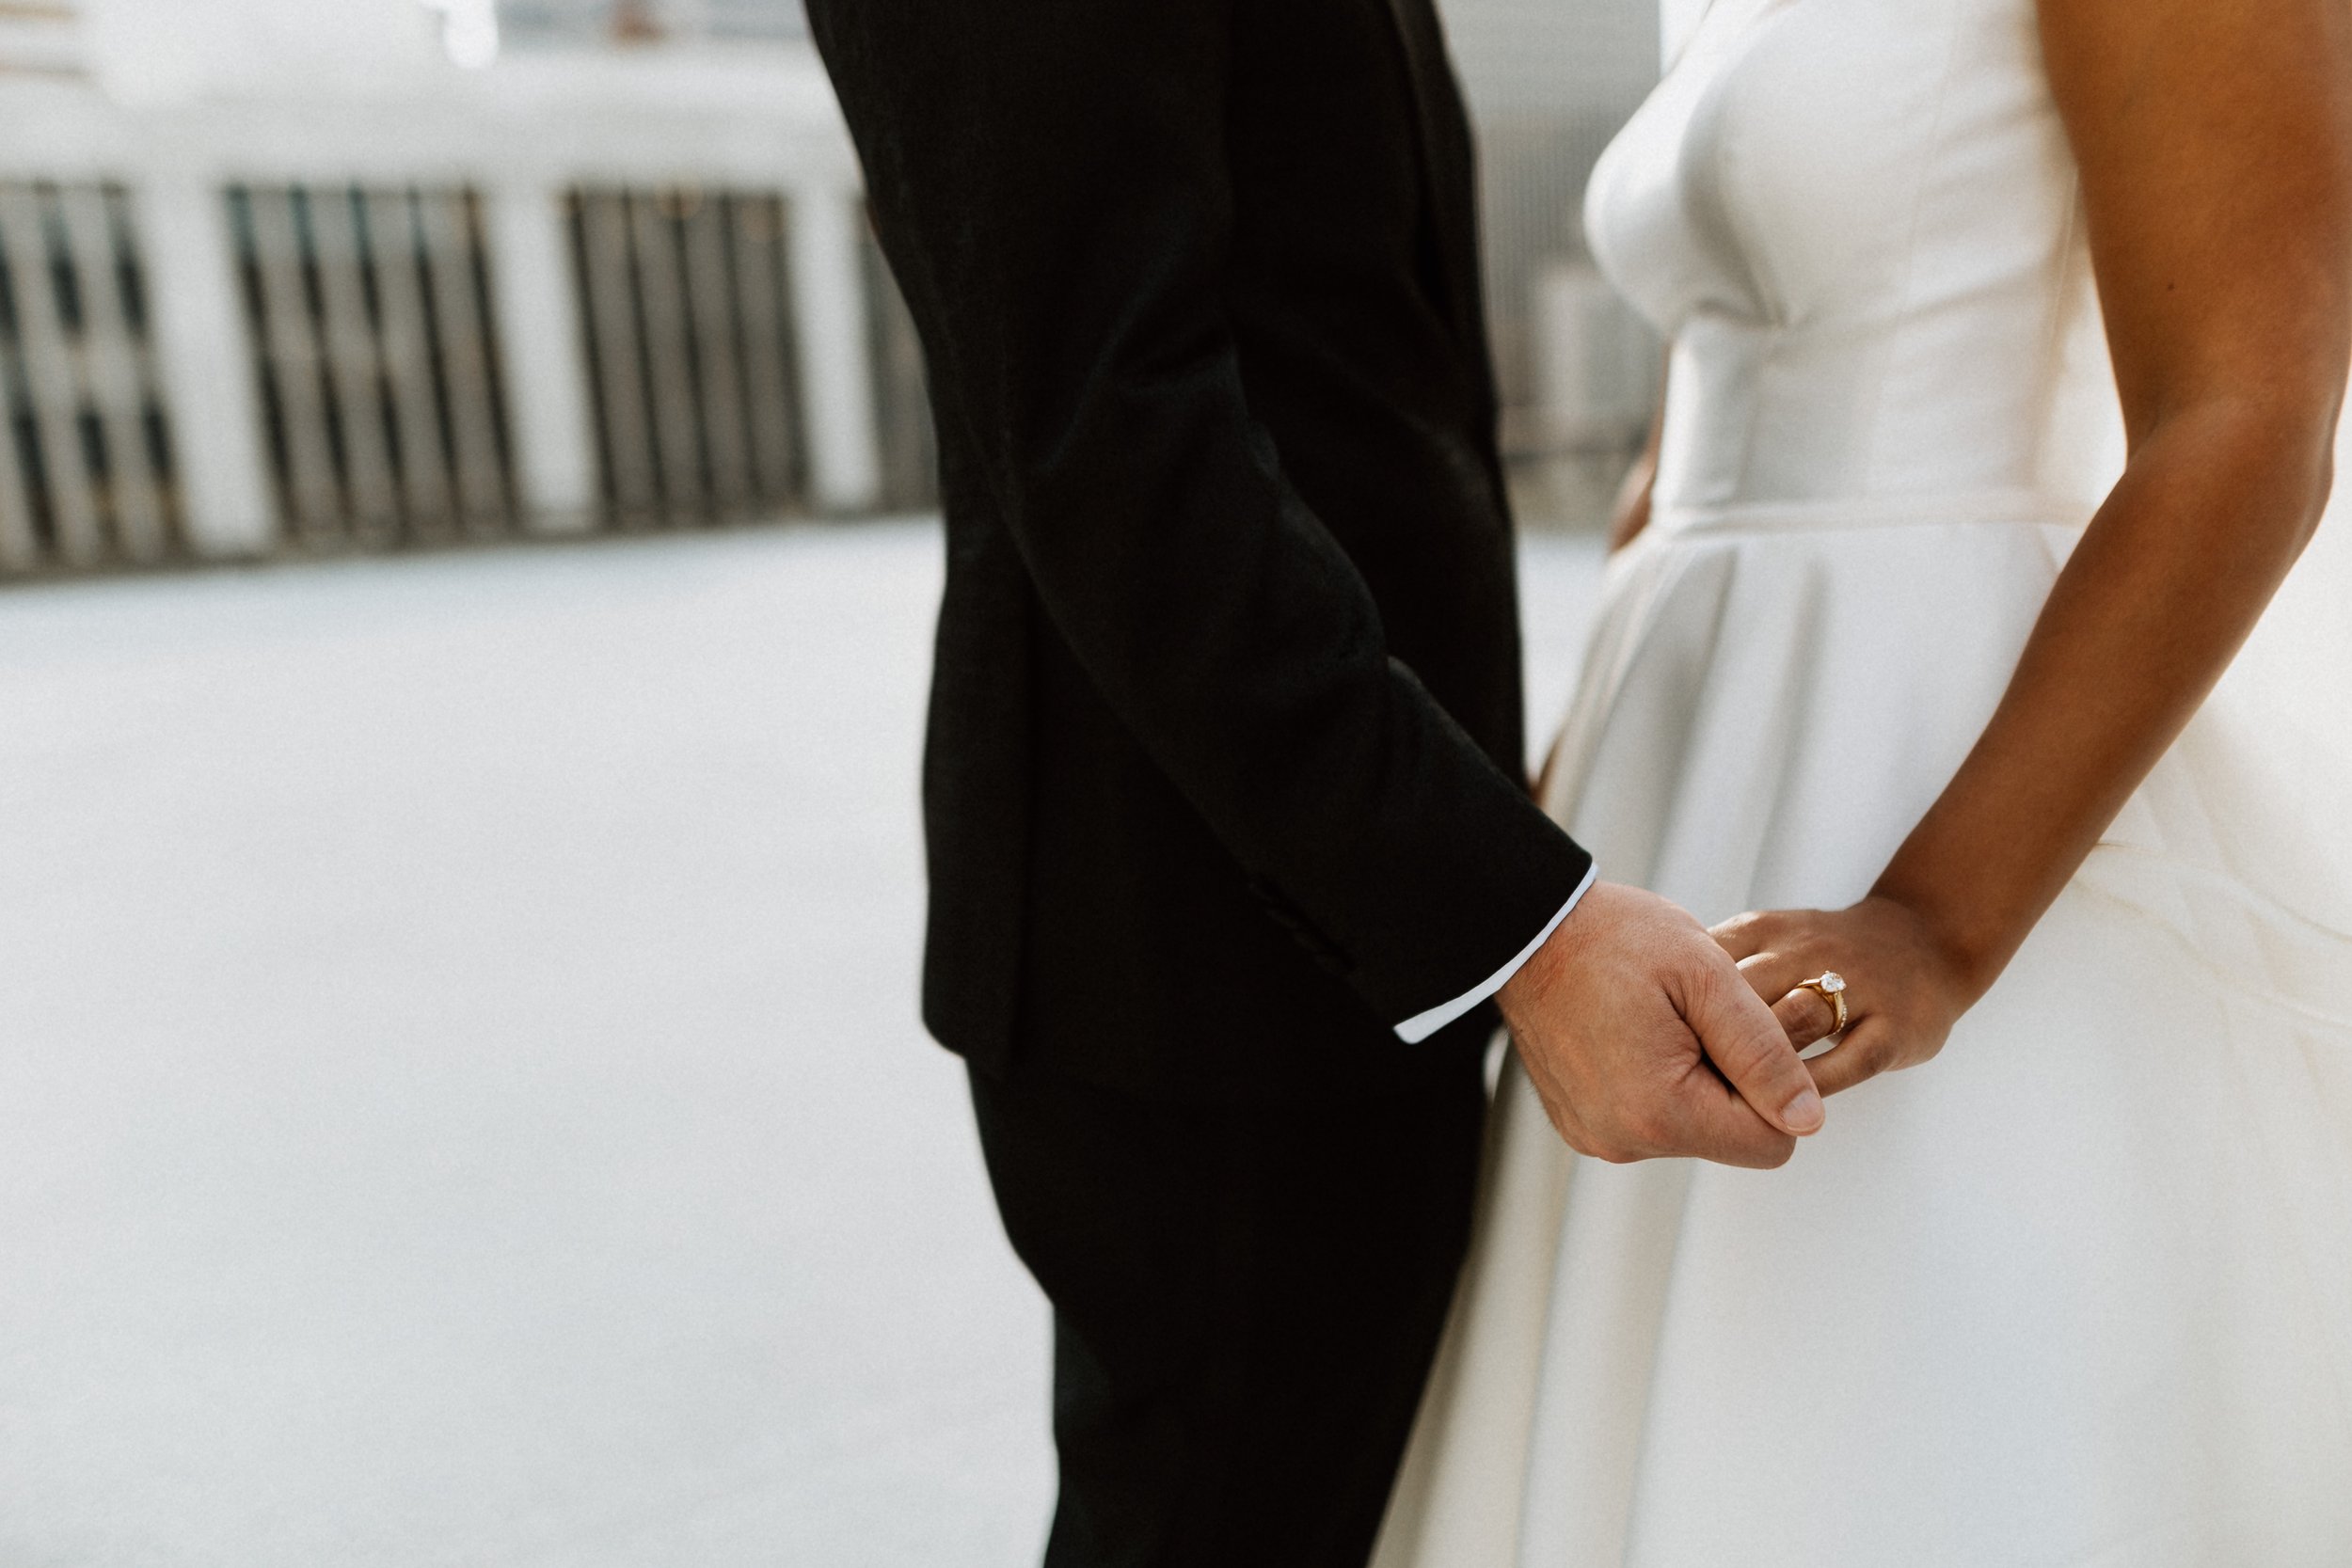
[[1799, 972, 1850, 1034]]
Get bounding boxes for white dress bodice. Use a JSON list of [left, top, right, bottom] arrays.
[[1587, 0, 2122, 518]]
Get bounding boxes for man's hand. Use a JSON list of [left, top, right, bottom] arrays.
[[1498, 881, 1825, 1167]]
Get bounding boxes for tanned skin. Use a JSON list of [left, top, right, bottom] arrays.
[[1706, 0, 2352, 1092]]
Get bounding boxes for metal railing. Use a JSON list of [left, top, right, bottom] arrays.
[[0, 57, 930, 578], [0, 179, 177, 568], [230, 182, 518, 546], [569, 184, 805, 526]]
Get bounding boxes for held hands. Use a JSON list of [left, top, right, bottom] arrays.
[[1499, 881, 1825, 1169], [1712, 896, 1985, 1097]]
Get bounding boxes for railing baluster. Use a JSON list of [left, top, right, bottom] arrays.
[[683, 190, 751, 516], [0, 337, 39, 570], [364, 188, 453, 537], [577, 188, 655, 523], [418, 189, 507, 530], [628, 188, 706, 521], [56, 184, 167, 561], [730, 191, 801, 507], [309, 185, 400, 541], [0, 182, 103, 563], [246, 185, 343, 539]]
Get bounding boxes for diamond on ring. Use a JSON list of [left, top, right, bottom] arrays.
[[1798, 972, 1850, 1035]]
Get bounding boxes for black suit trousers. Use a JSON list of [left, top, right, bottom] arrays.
[[969, 1053, 1489, 1568]]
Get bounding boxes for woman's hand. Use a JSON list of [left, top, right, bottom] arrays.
[[1605, 444, 1656, 553], [1710, 897, 1987, 1098]]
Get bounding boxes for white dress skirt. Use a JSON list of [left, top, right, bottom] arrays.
[[1372, 0, 2352, 1560]]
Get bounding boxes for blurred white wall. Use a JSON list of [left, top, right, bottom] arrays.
[[63, 0, 843, 126], [81, 0, 454, 107], [1438, 0, 1665, 515], [1443, 0, 1658, 119]]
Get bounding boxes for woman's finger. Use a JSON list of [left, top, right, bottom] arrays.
[[1710, 911, 1774, 961], [1805, 1017, 1896, 1097], [1735, 948, 1819, 1010], [1772, 986, 1840, 1053]]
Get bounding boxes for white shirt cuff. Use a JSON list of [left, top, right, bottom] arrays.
[[1391, 863, 1598, 1043]]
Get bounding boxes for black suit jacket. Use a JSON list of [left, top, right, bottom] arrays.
[[808, 0, 1596, 1099]]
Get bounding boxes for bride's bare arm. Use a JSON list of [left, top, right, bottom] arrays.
[[1717, 0, 2352, 1095]]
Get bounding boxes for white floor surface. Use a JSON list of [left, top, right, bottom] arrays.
[[0, 520, 1604, 1568]]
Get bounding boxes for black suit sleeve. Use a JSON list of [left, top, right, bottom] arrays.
[[807, 0, 1594, 1028]]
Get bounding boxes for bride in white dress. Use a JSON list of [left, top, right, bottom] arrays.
[[1375, 0, 2352, 1561]]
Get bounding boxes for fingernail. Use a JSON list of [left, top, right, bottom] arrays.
[[1781, 1086, 1824, 1133]]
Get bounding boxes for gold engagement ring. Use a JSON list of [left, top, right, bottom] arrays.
[[1798, 972, 1850, 1034]]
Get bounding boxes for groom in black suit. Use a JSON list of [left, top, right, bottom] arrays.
[[805, 2, 1824, 1562]]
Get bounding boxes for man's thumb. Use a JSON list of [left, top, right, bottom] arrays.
[[1694, 960, 1824, 1135]]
